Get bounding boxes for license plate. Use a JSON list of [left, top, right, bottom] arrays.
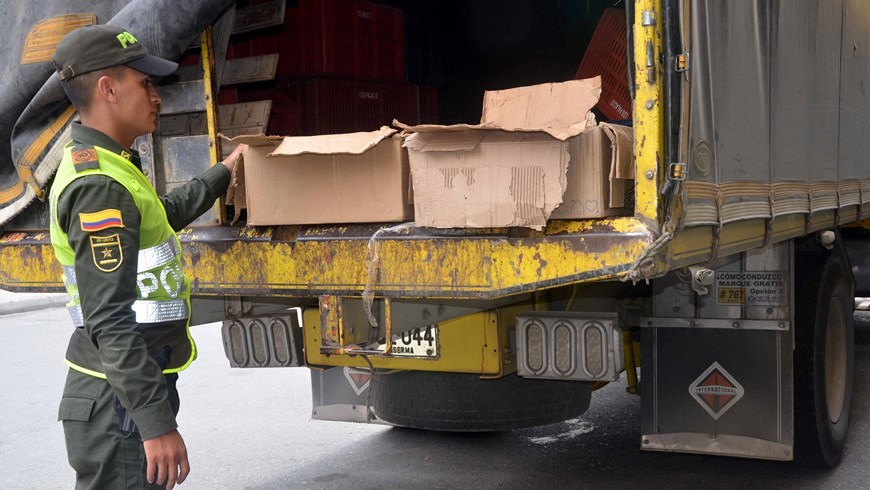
[[390, 324, 439, 358]]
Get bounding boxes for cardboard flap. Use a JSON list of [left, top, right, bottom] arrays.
[[219, 133, 283, 147], [270, 126, 397, 157], [403, 131, 485, 152], [480, 77, 602, 138], [599, 123, 634, 208], [396, 78, 600, 142], [395, 120, 498, 133], [601, 123, 634, 180]]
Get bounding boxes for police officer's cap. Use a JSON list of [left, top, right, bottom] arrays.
[[54, 24, 178, 82]]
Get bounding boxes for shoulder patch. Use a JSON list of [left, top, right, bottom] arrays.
[[90, 234, 123, 273], [71, 145, 100, 172], [80, 209, 124, 232]]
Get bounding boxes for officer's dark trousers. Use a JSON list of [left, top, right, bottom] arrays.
[[58, 369, 180, 490]]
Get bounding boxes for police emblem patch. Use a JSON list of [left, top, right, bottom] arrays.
[[90, 234, 123, 272], [71, 146, 99, 171]]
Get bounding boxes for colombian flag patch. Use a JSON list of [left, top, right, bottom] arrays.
[[80, 209, 124, 232]]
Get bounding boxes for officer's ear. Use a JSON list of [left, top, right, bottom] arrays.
[[95, 74, 119, 104]]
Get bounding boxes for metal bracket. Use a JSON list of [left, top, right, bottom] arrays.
[[675, 53, 690, 72], [667, 162, 687, 181], [641, 317, 790, 331]]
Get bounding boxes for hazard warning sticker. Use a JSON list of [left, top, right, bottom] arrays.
[[715, 271, 787, 306], [343, 367, 371, 396], [689, 362, 745, 420]]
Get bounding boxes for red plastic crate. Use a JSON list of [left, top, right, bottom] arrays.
[[575, 8, 631, 121], [243, 77, 438, 135], [234, 87, 302, 136], [230, 0, 405, 81]]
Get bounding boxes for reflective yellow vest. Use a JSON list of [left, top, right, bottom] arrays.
[[49, 144, 195, 378]]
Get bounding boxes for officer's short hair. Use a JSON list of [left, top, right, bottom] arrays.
[[64, 66, 127, 112]]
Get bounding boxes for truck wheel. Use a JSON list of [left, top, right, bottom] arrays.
[[371, 371, 591, 432], [794, 236, 855, 467]]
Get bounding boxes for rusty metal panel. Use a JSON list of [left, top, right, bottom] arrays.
[[178, 219, 655, 299], [1, 218, 656, 296]]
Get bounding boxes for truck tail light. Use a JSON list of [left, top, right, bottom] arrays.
[[517, 312, 622, 382]]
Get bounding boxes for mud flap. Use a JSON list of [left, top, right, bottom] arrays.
[[310, 366, 390, 425], [640, 242, 794, 460]]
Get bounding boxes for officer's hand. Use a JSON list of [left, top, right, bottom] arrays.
[[222, 144, 247, 173], [143, 429, 190, 489]]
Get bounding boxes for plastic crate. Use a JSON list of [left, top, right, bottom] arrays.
[[229, 0, 405, 81], [238, 77, 438, 135], [575, 8, 631, 121]]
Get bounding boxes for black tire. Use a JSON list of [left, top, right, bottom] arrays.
[[371, 371, 592, 432], [794, 235, 855, 468]]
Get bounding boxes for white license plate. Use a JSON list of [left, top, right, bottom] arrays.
[[390, 324, 438, 358]]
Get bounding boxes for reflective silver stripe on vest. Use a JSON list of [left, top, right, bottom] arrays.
[[138, 237, 181, 272], [131, 299, 189, 324], [62, 237, 179, 279], [63, 266, 77, 287], [68, 305, 84, 327], [66, 299, 188, 327]]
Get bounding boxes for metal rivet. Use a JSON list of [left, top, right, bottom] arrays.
[[645, 170, 655, 180], [645, 100, 655, 109], [689, 321, 696, 328], [732, 322, 739, 328], [778, 322, 786, 329], [673, 305, 680, 312]]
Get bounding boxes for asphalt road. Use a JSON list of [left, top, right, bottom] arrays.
[[2, 306, 870, 489]]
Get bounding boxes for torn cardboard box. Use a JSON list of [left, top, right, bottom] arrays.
[[550, 122, 634, 219], [397, 77, 607, 230], [222, 126, 413, 225]]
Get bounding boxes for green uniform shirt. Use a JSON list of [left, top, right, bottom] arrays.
[[55, 122, 230, 439]]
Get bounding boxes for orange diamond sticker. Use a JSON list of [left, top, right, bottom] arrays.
[[688, 362, 744, 420]]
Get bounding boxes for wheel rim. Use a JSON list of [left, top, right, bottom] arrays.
[[824, 296, 847, 424]]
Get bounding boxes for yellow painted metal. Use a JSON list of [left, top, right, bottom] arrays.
[[21, 14, 96, 64], [633, 0, 665, 225], [2, 210, 839, 295], [319, 295, 395, 356], [176, 218, 654, 298], [845, 217, 870, 230], [0, 233, 61, 291], [666, 213, 822, 268], [303, 307, 510, 375], [200, 28, 225, 225]]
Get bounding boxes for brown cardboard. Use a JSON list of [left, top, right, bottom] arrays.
[[398, 78, 605, 230], [396, 77, 600, 141], [405, 131, 569, 229], [223, 127, 412, 225], [550, 123, 634, 219]]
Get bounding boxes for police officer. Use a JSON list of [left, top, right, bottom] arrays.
[[49, 25, 245, 489]]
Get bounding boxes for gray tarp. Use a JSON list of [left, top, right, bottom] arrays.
[[0, 0, 232, 226], [689, 0, 870, 184]]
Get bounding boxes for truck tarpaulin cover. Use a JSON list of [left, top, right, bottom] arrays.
[[0, 0, 232, 225], [683, 0, 870, 227]]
